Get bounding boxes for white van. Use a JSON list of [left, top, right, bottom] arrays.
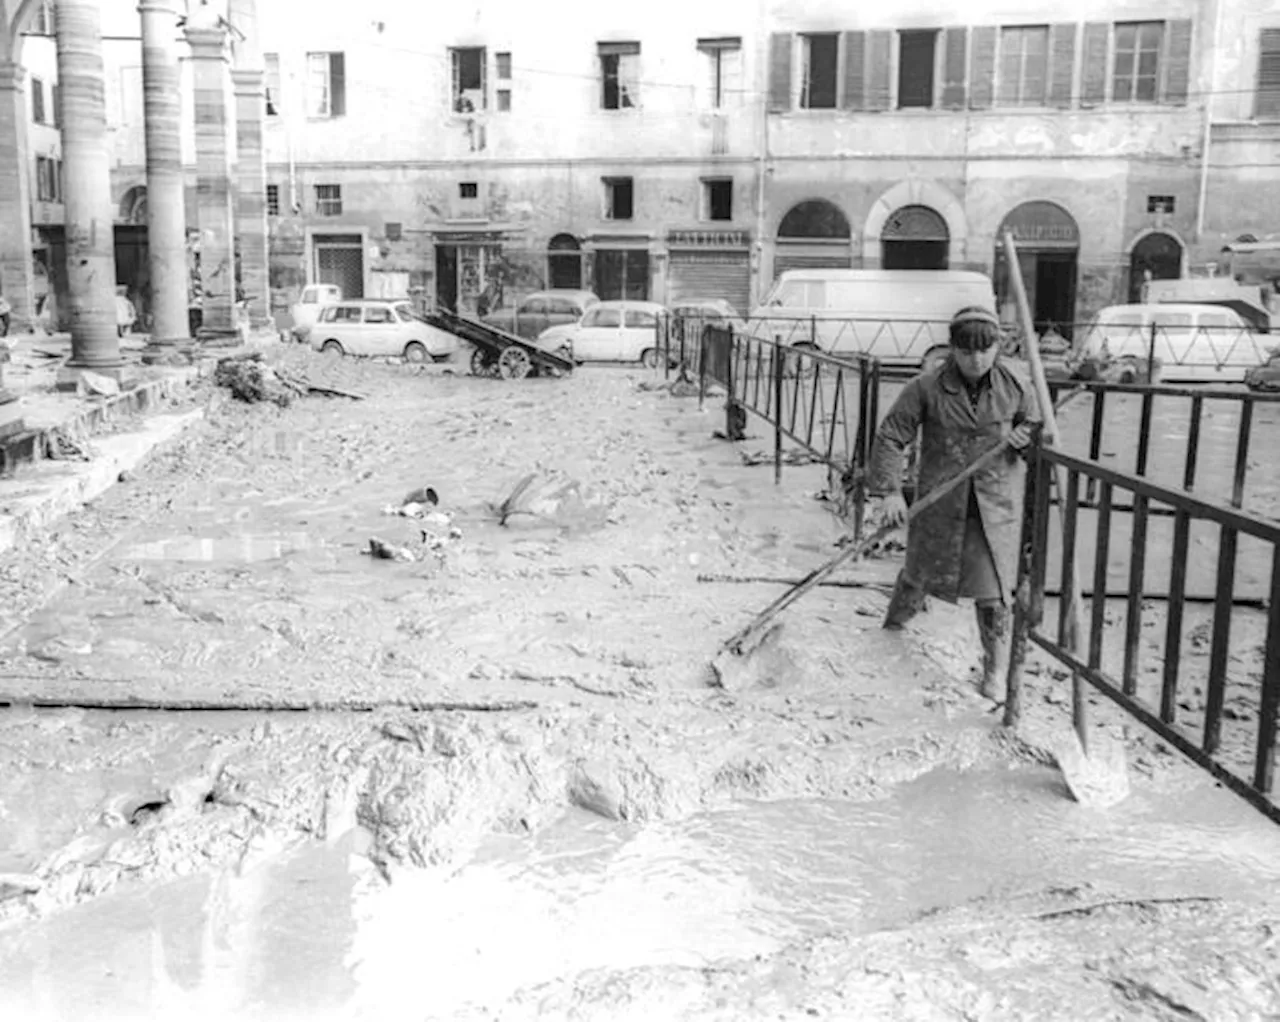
[[748, 269, 998, 369], [1077, 303, 1268, 383]]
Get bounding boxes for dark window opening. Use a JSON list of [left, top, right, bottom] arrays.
[[266, 184, 280, 216], [31, 77, 45, 124], [1147, 194, 1176, 214], [599, 42, 640, 110], [704, 179, 733, 221], [801, 33, 839, 109], [604, 177, 634, 220], [898, 30, 939, 109], [315, 184, 342, 217], [451, 47, 486, 112], [385, 221, 402, 241], [459, 182, 479, 200]]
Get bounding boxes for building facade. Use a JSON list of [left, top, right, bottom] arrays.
[[7, 0, 1280, 334]]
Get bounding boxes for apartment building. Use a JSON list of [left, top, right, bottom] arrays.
[[10, 0, 1280, 332]]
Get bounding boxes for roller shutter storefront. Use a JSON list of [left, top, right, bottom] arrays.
[[772, 244, 853, 281], [666, 250, 751, 316]]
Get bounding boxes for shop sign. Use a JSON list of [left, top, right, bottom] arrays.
[[667, 229, 751, 248], [1001, 201, 1080, 247]]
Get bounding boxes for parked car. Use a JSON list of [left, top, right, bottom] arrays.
[[290, 283, 342, 342], [0, 295, 10, 336], [537, 300, 670, 366], [670, 297, 748, 333], [1076, 303, 1268, 383], [310, 299, 459, 362], [482, 289, 598, 340]]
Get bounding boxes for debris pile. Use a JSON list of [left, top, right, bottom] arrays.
[[367, 484, 464, 563], [214, 352, 296, 407], [488, 471, 613, 531]]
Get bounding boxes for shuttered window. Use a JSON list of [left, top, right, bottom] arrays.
[[1259, 29, 1280, 118], [767, 32, 792, 112], [941, 27, 968, 109], [1047, 24, 1076, 108], [842, 30, 865, 110], [867, 30, 893, 111], [1079, 22, 1109, 106], [968, 26, 997, 109], [997, 25, 1049, 106], [1162, 20, 1192, 104], [898, 29, 938, 108], [1112, 21, 1162, 102]]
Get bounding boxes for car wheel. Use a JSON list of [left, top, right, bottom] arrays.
[[403, 341, 428, 364], [640, 348, 660, 369], [321, 340, 344, 357]]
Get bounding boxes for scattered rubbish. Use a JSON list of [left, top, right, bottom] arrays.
[[214, 352, 295, 407], [740, 448, 825, 467], [489, 472, 613, 531], [636, 366, 699, 398], [403, 486, 440, 507], [42, 425, 92, 461], [76, 370, 120, 399], [365, 536, 416, 562]]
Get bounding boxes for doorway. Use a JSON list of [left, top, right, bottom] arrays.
[[548, 234, 583, 289], [994, 201, 1081, 340], [435, 246, 458, 312], [593, 249, 649, 300], [1033, 253, 1078, 337], [313, 234, 365, 299], [1129, 232, 1183, 303]]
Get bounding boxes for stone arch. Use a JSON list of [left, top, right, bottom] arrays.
[[863, 180, 967, 265], [776, 198, 851, 240], [118, 184, 148, 224], [1127, 229, 1187, 302]]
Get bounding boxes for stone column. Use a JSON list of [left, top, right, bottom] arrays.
[[0, 61, 37, 342], [56, 0, 125, 384], [231, 68, 269, 329], [184, 15, 237, 340], [138, 0, 191, 360]]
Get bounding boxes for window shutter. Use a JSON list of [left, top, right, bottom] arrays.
[[1258, 28, 1280, 118], [767, 33, 792, 112], [968, 26, 995, 109], [842, 30, 865, 110], [329, 52, 346, 116], [1048, 23, 1076, 108], [1162, 19, 1192, 105], [866, 29, 892, 111], [1080, 22, 1109, 107], [941, 27, 968, 109]]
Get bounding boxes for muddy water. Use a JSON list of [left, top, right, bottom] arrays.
[[3, 764, 1277, 1021]]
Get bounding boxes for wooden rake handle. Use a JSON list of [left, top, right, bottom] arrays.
[[721, 438, 1014, 656]]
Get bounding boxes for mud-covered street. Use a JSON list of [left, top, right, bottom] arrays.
[[1, 348, 1279, 1021]]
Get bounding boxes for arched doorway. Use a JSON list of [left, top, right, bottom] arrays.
[[547, 233, 582, 290], [1129, 232, 1183, 302], [994, 201, 1080, 340], [880, 205, 949, 270], [773, 199, 852, 280], [118, 185, 147, 225]]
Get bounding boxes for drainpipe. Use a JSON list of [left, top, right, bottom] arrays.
[[1195, 0, 1223, 243], [752, 33, 769, 307]]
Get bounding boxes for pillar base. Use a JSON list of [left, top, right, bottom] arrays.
[[140, 338, 195, 366], [55, 363, 140, 393]]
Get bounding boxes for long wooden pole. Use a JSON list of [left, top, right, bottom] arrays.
[[1001, 230, 1090, 753]]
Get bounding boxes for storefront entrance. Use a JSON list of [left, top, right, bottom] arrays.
[[665, 229, 752, 315], [880, 205, 949, 270], [994, 201, 1080, 340], [773, 199, 853, 281], [593, 248, 650, 301], [1129, 232, 1183, 302]]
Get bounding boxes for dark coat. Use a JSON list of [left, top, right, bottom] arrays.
[[867, 357, 1040, 604]]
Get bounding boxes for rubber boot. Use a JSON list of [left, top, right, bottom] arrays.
[[975, 602, 1012, 700], [882, 572, 928, 630]]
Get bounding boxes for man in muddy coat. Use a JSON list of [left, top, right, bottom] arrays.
[[867, 306, 1039, 700]]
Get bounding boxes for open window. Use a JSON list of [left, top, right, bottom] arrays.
[[451, 47, 486, 112], [599, 42, 640, 109]]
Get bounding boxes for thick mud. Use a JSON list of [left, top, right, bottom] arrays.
[[0, 348, 1277, 1020]]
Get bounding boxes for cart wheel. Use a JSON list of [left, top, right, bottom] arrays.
[[470, 348, 492, 376], [498, 347, 532, 380]]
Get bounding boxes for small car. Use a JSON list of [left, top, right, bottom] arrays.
[[482, 289, 598, 340], [289, 283, 342, 342], [310, 299, 459, 362], [537, 300, 670, 366], [670, 297, 748, 333]]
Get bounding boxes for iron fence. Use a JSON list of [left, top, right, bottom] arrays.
[[1011, 439, 1280, 824]]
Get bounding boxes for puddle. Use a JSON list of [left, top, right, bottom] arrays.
[[117, 533, 323, 563], [2, 765, 1277, 1019]]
